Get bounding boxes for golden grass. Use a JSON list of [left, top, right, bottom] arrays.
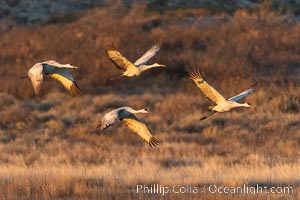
[[0, 91, 299, 199], [0, 158, 299, 199], [0, 3, 300, 200]]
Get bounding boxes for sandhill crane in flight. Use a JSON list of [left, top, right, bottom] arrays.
[[189, 69, 254, 120], [97, 106, 161, 147], [104, 40, 166, 81], [22, 60, 80, 96]]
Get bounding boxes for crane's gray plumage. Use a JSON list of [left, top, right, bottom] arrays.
[[97, 106, 161, 147], [189, 69, 254, 120], [134, 40, 162, 66], [228, 88, 254, 102], [97, 107, 121, 132], [26, 60, 80, 96]]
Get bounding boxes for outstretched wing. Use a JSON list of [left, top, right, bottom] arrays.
[[134, 40, 162, 66], [27, 63, 43, 95], [104, 44, 135, 70], [43, 60, 78, 69], [48, 68, 80, 96], [189, 69, 226, 105], [228, 88, 254, 102], [121, 114, 161, 147]]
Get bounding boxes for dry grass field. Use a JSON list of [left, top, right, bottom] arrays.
[[0, 2, 300, 200]]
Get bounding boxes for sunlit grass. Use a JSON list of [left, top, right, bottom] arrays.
[[0, 3, 299, 200]]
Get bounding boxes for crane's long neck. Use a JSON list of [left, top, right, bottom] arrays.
[[123, 107, 147, 114], [43, 60, 77, 69], [139, 64, 161, 72], [59, 63, 77, 69], [232, 102, 249, 108], [132, 109, 148, 114], [241, 103, 250, 107]]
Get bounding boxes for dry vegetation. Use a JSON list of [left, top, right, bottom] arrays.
[[0, 2, 299, 200]]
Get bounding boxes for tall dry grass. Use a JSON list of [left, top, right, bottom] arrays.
[[0, 3, 299, 200], [0, 90, 299, 199]]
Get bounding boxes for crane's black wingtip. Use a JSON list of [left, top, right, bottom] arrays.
[[249, 81, 258, 90], [155, 36, 164, 47], [149, 136, 162, 147], [188, 68, 203, 80], [70, 82, 81, 96], [103, 43, 117, 52]]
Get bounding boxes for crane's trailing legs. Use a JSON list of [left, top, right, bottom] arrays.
[[200, 110, 217, 120], [106, 74, 123, 84]]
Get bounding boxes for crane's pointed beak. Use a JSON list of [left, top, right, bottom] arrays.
[[21, 75, 28, 79], [67, 64, 79, 69]]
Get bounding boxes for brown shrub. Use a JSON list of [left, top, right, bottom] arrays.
[[0, 4, 299, 200], [0, 4, 298, 98]]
